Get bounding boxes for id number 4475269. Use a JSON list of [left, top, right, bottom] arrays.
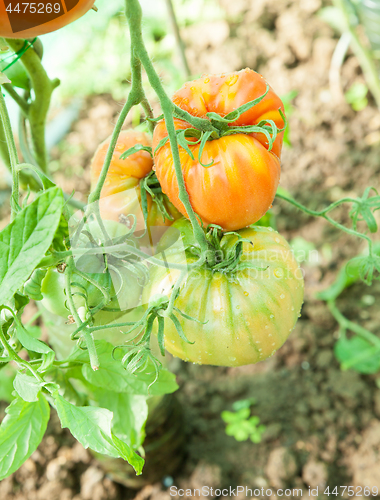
[[324, 486, 378, 496], [6, 3, 61, 14]]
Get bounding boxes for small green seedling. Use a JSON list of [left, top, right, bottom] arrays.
[[221, 398, 266, 443]]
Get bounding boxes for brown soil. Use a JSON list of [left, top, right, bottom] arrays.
[[1, 0, 380, 498]]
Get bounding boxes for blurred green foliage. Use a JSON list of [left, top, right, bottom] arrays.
[[41, 0, 223, 102], [281, 90, 298, 147], [345, 82, 369, 111]]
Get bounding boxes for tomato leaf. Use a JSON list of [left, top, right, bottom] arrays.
[[92, 390, 148, 448], [55, 394, 144, 474], [24, 269, 48, 301], [137, 368, 178, 396], [68, 341, 178, 396], [0, 187, 64, 306], [13, 372, 42, 402], [17, 164, 56, 191], [335, 335, 380, 374], [16, 323, 54, 355], [0, 396, 50, 481]]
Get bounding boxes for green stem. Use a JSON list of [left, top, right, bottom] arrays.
[[2, 83, 29, 115], [327, 299, 380, 347], [0, 315, 44, 383], [276, 192, 373, 248], [6, 38, 60, 172], [0, 88, 20, 218], [125, 0, 209, 254], [72, 320, 136, 337], [63, 192, 86, 211], [18, 110, 36, 165], [141, 98, 155, 134], [65, 259, 100, 370], [333, 0, 380, 108], [0, 111, 11, 170], [87, 92, 136, 206], [87, 45, 149, 211]]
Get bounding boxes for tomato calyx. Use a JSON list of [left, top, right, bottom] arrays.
[[140, 171, 176, 224], [120, 292, 203, 358], [155, 84, 287, 168], [189, 224, 269, 275]]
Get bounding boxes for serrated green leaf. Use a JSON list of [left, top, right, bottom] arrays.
[[55, 394, 144, 474], [92, 390, 148, 448], [16, 323, 53, 355], [0, 396, 50, 480], [0, 188, 64, 306], [13, 372, 42, 402]]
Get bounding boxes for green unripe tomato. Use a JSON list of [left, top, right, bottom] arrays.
[[143, 220, 304, 367]]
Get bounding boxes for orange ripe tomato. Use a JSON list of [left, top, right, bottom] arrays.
[[0, 0, 95, 38], [90, 130, 180, 230], [152, 69, 285, 232]]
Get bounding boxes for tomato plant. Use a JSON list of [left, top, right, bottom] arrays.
[[0, 0, 379, 485], [143, 220, 304, 366], [153, 69, 285, 231], [0, 0, 95, 38], [90, 130, 180, 229]]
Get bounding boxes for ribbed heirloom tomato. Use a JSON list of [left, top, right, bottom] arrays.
[[90, 130, 180, 230], [143, 220, 304, 367], [0, 0, 95, 38], [153, 69, 285, 232]]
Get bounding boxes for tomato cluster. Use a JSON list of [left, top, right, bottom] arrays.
[[43, 69, 303, 367]]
